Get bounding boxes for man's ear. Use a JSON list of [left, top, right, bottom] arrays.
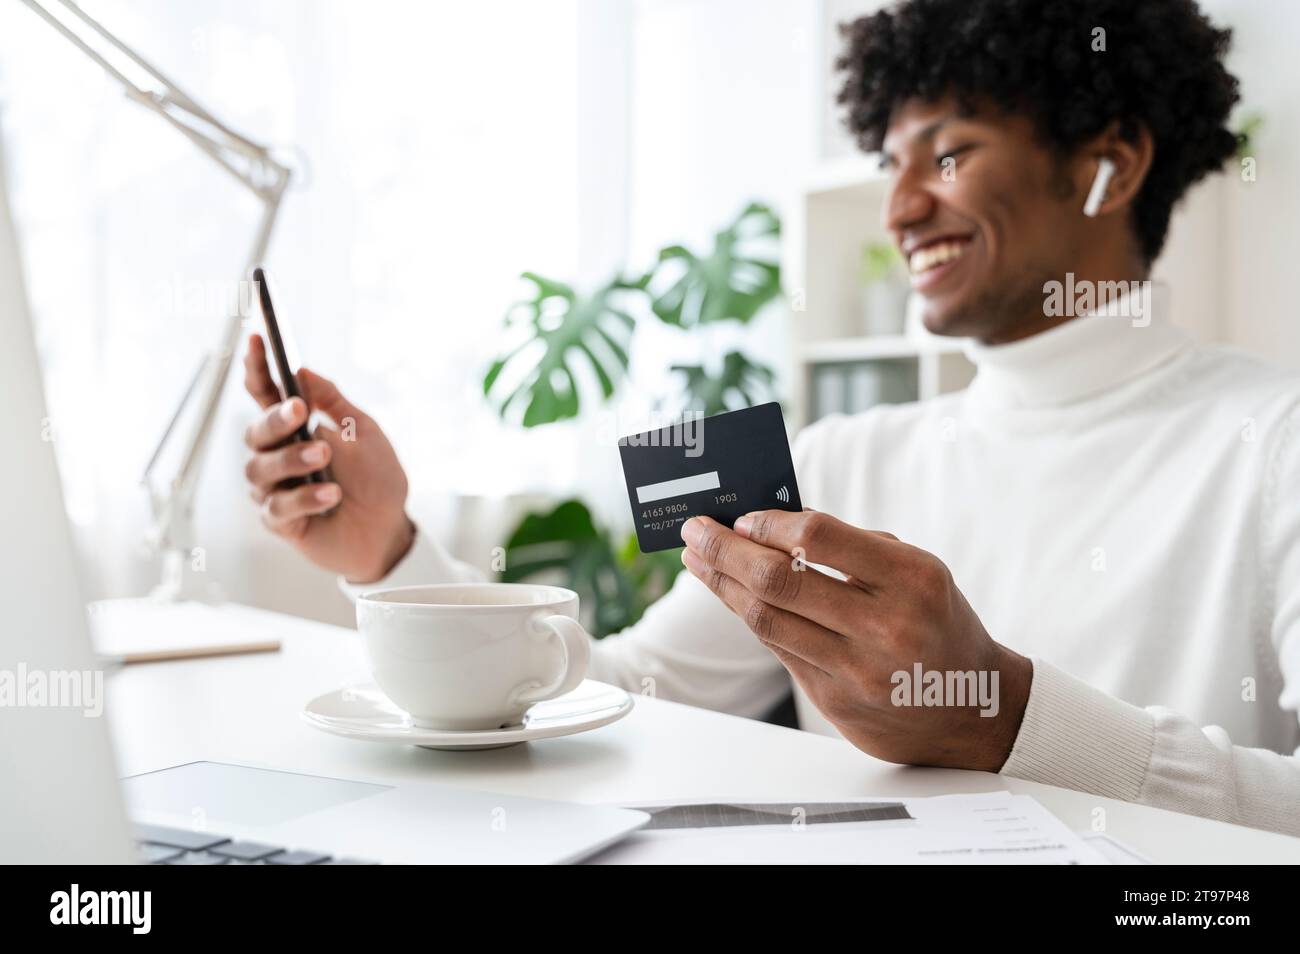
[[1075, 122, 1154, 216]]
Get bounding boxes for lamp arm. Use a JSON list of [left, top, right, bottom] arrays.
[[168, 188, 285, 500], [21, 0, 295, 599]]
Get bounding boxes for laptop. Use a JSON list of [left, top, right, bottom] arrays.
[[0, 154, 646, 865]]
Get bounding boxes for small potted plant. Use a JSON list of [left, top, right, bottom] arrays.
[[860, 240, 909, 337]]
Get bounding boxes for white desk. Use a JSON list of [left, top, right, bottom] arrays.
[[104, 602, 1300, 864]]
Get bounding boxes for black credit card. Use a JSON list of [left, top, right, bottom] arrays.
[[618, 402, 803, 552]]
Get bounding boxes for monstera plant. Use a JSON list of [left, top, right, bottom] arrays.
[[646, 202, 781, 329], [483, 202, 784, 635], [483, 274, 639, 428]]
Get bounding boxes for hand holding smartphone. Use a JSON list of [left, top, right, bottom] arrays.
[[252, 266, 336, 496]]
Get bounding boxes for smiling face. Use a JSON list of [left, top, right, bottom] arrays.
[[880, 96, 1086, 344]]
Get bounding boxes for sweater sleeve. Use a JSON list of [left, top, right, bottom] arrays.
[[1000, 658, 1300, 837], [586, 569, 791, 719], [1002, 404, 1300, 839]]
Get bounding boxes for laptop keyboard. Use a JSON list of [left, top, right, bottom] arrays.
[[134, 822, 379, 865]]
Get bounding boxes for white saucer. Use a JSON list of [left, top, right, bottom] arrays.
[[302, 679, 634, 750]]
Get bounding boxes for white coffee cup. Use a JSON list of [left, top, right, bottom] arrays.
[[356, 583, 592, 731]]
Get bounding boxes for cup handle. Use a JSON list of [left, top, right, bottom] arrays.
[[511, 614, 592, 706]]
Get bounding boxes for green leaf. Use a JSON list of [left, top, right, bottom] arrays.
[[483, 273, 636, 427], [672, 350, 776, 416], [498, 499, 638, 637], [647, 202, 782, 327]]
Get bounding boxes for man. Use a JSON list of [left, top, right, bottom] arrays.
[[243, 0, 1300, 835]]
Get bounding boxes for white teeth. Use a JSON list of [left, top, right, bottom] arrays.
[[909, 240, 970, 274]]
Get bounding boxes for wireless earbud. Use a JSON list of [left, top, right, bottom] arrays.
[[1083, 157, 1116, 217]]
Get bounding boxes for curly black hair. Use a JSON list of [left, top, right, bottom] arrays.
[[837, 0, 1241, 263]]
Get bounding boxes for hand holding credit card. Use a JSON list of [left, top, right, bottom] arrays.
[[617, 402, 803, 552]]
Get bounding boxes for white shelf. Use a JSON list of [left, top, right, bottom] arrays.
[[801, 334, 965, 363]]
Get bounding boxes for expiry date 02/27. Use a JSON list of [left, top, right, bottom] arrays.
[[644, 518, 689, 532]]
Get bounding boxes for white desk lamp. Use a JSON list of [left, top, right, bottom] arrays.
[[21, 0, 292, 601]]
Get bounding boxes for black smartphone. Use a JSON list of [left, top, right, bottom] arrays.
[[252, 266, 335, 492]]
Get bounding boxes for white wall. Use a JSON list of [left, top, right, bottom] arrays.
[[1197, 0, 1300, 364], [627, 0, 818, 264]]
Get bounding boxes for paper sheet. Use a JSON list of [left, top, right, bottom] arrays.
[[88, 599, 280, 661], [588, 791, 1108, 864], [1081, 831, 1150, 865]]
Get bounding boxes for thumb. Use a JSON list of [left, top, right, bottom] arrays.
[[299, 367, 365, 426]]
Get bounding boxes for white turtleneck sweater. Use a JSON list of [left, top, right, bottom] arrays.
[[351, 304, 1300, 837]]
